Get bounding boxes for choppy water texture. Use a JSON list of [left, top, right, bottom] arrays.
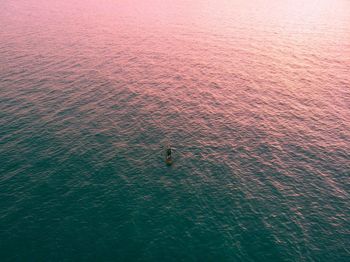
[[1, 0, 350, 261]]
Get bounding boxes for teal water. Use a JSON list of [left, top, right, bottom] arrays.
[[0, 0, 349, 261]]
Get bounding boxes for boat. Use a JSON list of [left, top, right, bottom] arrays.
[[165, 147, 173, 165]]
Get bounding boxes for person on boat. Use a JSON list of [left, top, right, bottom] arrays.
[[166, 147, 172, 159]]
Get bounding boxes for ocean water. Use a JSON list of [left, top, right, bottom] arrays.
[[0, 0, 349, 261]]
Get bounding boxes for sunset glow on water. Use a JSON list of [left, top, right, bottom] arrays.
[[0, 0, 349, 261]]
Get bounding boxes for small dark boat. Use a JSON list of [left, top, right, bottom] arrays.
[[165, 147, 173, 165]]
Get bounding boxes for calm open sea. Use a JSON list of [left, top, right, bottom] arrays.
[[0, 0, 349, 261]]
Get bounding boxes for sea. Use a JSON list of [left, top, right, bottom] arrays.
[[0, 0, 349, 261]]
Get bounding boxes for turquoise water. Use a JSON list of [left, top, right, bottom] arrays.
[[0, 0, 349, 261]]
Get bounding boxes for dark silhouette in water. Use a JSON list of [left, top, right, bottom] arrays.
[[165, 147, 173, 165]]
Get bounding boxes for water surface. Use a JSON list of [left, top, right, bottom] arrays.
[[0, 0, 349, 261]]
